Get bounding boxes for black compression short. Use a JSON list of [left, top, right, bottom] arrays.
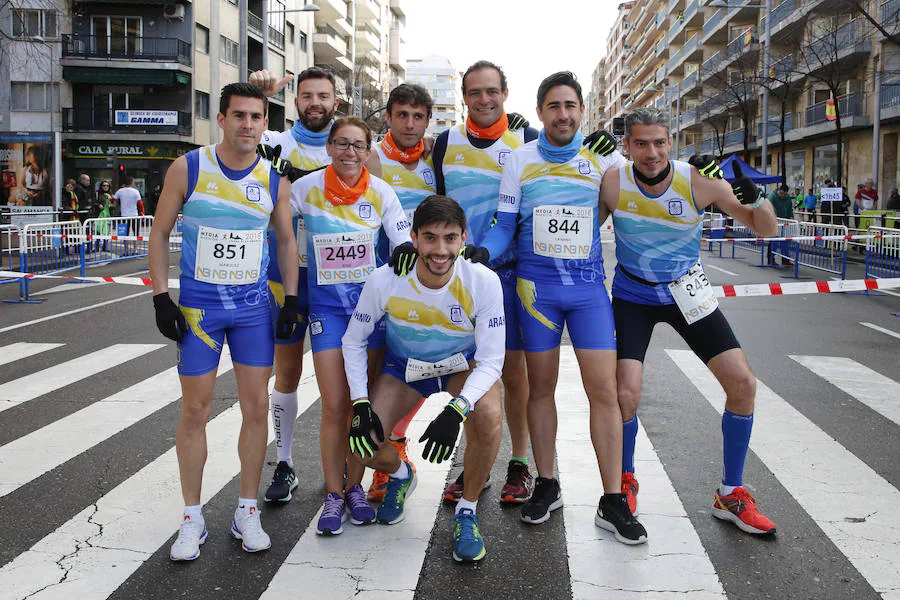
[[612, 297, 741, 364]]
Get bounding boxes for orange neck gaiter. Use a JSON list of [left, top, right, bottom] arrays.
[[323, 165, 370, 206], [381, 130, 424, 164]]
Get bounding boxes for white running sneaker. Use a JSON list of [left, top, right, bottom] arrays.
[[170, 514, 208, 561], [230, 506, 271, 552]]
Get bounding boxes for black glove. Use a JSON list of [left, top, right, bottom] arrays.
[[419, 400, 467, 463], [257, 143, 305, 182], [583, 129, 617, 156], [275, 294, 299, 340], [507, 112, 530, 131], [389, 241, 418, 276], [153, 292, 187, 343], [348, 399, 384, 458], [731, 162, 762, 205], [461, 245, 490, 265], [688, 154, 724, 179]]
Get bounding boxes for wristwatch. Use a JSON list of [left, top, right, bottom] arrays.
[[449, 396, 471, 420]]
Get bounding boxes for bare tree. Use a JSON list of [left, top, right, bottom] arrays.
[[703, 57, 759, 160], [0, 0, 63, 78], [351, 54, 388, 135]]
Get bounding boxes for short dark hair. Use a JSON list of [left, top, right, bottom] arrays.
[[412, 195, 467, 234], [297, 66, 337, 94], [779, 184, 789, 192], [537, 71, 583, 108], [461, 60, 508, 94], [219, 82, 268, 115], [329, 116, 372, 147], [387, 84, 433, 118], [125, 176, 135, 186]]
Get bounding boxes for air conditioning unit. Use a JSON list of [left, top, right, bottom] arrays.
[[163, 3, 185, 21]]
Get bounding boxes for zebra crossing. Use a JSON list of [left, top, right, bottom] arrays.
[[0, 339, 898, 599]]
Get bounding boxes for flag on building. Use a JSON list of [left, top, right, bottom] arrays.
[[826, 96, 837, 121]]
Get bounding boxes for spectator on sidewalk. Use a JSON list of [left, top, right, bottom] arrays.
[[75, 174, 92, 223], [113, 176, 143, 254], [768, 184, 793, 219], [888, 188, 900, 211], [147, 183, 161, 216], [804, 187, 818, 223], [855, 178, 878, 211]]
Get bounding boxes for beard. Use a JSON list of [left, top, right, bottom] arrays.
[[299, 107, 334, 132]]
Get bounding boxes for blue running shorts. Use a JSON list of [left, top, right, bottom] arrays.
[[177, 302, 274, 376], [309, 308, 386, 353]]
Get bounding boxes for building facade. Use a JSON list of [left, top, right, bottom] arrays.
[[406, 54, 463, 137], [591, 0, 900, 206]]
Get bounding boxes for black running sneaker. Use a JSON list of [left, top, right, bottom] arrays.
[[264, 461, 298, 503], [595, 493, 648, 545], [520, 477, 562, 524]]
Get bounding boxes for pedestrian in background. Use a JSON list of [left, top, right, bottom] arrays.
[[63, 179, 79, 221], [804, 187, 818, 223], [113, 176, 143, 255], [855, 178, 878, 211], [147, 183, 161, 216], [888, 188, 900, 210], [75, 174, 92, 223], [93, 180, 114, 252]]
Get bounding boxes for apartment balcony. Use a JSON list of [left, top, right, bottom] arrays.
[[763, 0, 834, 42], [881, 83, 900, 121], [314, 26, 349, 62], [356, 26, 380, 53], [655, 94, 670, 110], [679, 106, 698, 128], [804, 20, 871, 75], [677, 143, 695, 159], [656, 65, 668, 85], [702, 9, 727, 44], [757, 112, 795, 144], [668, 0, 701, 44], [669, 0, 684, 13], [881, 0, 900, 36], [666, 47, 684, 76], [317, 0, 352, 22], [356, 0, 381, 22], [655, 36, 669, 58], [723, 128, 751, 151], [390, 0, 404, 16], [759, 54, 800, 92], [700, 50, 723, 81], [61, 35, 191, 66], [330, 16, 354, 37], [389, 28, 404, 70], [700, 137, 715, 153], [681, 69, 700, 95], [804, 92, 867, 128], [248, 12, 263, 37], [62, 107, 191, 135]]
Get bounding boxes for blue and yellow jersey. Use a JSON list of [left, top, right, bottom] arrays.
[[374, 142, 436, 262], [262, 128, 330, 301], [342, 260, 505, 406], [291, 170, 412, 313], [443, 125, 526, 269], [612, 160, 703, 305], [486, 141, 622, 286], [179, 145, 279, 309]]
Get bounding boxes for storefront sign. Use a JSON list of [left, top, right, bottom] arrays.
[[8, 206, 57, 228], [66, 142, 191, 160], [114, 110, 178, 126]]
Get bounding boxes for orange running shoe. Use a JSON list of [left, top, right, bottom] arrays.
[[712, 487, 777, 535], [621, 472, 639, 517], [368, 438, 415, 502]]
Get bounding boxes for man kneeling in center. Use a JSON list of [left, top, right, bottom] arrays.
[[342, 194, 504, 562]]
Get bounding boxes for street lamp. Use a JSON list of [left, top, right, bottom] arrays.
[[707, 0, 771, 174], [262, 2, 320, 71]]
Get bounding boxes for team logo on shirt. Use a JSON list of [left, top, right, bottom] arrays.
[[407, 309, 419, 321], [392, 174, 403, 185], [667, 199, 683, 216], [205, 181, 219, 193], [245, 184, 261, 202], [450, 305, 463, 323], [498, 150, 510, 166], [454, 153, 465, 163], [358, 202, 373, 220], [423, 169, 434, 186], [578, 160, 591, 175]]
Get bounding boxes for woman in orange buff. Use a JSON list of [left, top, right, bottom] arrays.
[[290, 117, 412, 535]]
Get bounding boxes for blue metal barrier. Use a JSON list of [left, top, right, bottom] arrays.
[[866, 226, 900, 280], [3, 221, 86, 303]]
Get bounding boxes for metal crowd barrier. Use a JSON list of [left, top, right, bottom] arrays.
[[865, 226, 900, 280], [780, 221, 848, 280], [5, 221, 86, 303], [82, 216, 155, 266], [703, 212, 728, 254]]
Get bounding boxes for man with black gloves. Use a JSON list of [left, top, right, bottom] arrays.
[[148, 82, 299, 562], [343, 195, 504, 563], [599, 107, 779, 537]]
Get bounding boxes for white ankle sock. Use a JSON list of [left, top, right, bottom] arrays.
[[237, 497, 257, 515], [183, 504, 203, 522], [456, 498, 477, 515], [390, 461, 410, 480], [719, 484, 738, 496]]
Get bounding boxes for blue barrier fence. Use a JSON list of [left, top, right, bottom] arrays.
[[866, 226, 900, 280]]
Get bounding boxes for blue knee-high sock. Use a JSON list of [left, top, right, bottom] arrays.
[[622, 415, 639, 474], [721, 410, 753, 487]]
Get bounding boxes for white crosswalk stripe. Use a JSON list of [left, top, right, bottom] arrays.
[[2, 343, 899, 599], [0, 344, 164, 414], [667, 349, 900, 600], [0, 343, 64, 367], [789, 355, 900, 427]]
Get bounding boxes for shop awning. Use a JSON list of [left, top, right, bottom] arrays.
[[63, 67, 187, 86]]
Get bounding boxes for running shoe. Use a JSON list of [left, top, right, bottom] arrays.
[[451, 508, 486, 562], [264, 461, 298, 503], [376, 461, 417, 524], [499, 460, 534, 504], [520, 477, 562, 524], [230, 506, 271, 552], [345, 483, 376, 525], [712, 487, 777, 535], [316, 492, 348, 536], [595, 493, 648, 545], [170, 514, 207, 561], [442, 471, 491, 503], [621, 471, 639, 516], [368, 438, 415, 502]]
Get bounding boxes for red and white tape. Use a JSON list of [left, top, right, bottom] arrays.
[[23, 233, 181, 242], [701, 233, 900, 243], [4, 270, 899, 298]]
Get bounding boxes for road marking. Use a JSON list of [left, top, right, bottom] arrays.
[[259, 393, 452, 600], [860, 321, 900, 341], [40, 269, 150, 295], [0, 349, 233, 498], [0, 351, 316, 600], [0, 344, 164, 414], [667, 349, 900, 600], [0, 343, 64, 367], [705, 264, 738, 277], [789, 355, 900, 428], [555, 346, 725, 599], [0, 290, 152, 334]]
